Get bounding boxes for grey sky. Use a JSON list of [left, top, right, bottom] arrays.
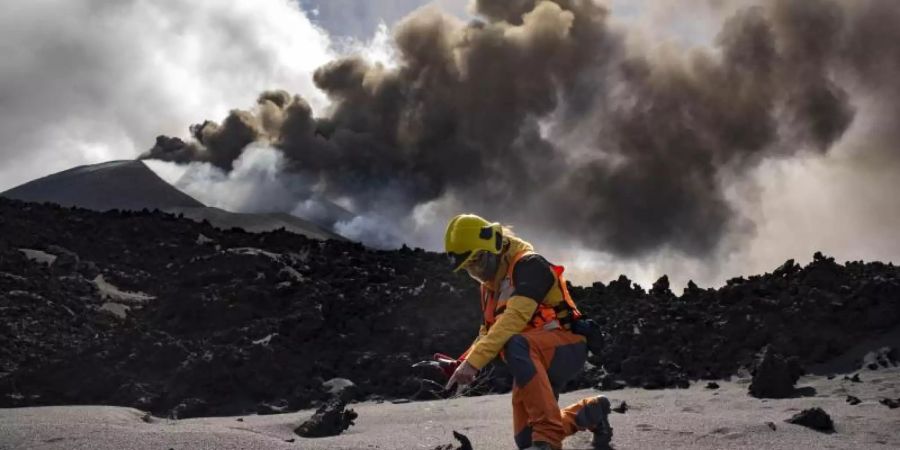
[[299, 0, 471, 39]]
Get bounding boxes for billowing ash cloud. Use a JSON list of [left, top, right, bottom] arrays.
[[143, 0, 900, 261]]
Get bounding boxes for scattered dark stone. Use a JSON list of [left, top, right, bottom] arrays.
[[432, 431, 473, 450], [843, 374, 861, 383], [749, 349, 803, 399], [765, 421, 777, 431], [827, 374, 835, 380], [785, 408, 834, 433], [706, 382, 720, 390], [612, 401, 628, 414], [879, 398, 900, 409], [793, 386, 818, 397], [452, 431, 473, 450], [390, 398, 411, 404], [236, 418, 244, 422], [294, 398, 357, 438], [285, 438, 295, 443], [846, 395, 861, 405]]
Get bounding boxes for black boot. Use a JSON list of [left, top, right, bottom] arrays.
[[583, 396, 613, 449]]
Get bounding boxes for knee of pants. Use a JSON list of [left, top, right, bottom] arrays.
[[504, 335, 537, 387], [547, 341, 587, 390]]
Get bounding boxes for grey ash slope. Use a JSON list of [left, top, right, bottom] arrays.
[[2, 368, 899, 450], [1, 160, 344, 241]]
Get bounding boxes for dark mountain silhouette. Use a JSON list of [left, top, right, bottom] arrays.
[[1, 160, 203, 211], [1, 160, 345, 241]]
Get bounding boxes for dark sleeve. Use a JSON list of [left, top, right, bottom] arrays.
[[512, 254, 555, 302]]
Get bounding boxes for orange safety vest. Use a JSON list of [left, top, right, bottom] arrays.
[[480, 251, 582, 333]]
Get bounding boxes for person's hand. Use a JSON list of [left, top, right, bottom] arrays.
[[433, 353, 460, 378], [445, 360, 478, 390]]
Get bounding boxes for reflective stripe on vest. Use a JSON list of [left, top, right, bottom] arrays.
[[480, 250, 583, 332]]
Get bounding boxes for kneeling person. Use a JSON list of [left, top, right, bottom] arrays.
[[444, 214, 613, 450]]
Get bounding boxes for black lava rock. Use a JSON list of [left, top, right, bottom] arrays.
[[785, 408, 834, 433], [749, 349, 803, 398], [294, 398, 358, 438], [2, 198, 900, 417], [431, 431, 473, 450], [846, 395, 861, 405], [844, 374, 862, 383]]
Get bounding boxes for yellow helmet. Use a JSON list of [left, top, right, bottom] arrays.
[[444, 213, 503, 272]]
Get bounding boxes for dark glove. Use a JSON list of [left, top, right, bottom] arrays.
[[571, 318, 606, 355]]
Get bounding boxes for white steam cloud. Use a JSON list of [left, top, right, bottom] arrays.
[[145, 144, 312, 214]]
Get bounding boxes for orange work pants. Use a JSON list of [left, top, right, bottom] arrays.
[[503, 329, 596, 449]]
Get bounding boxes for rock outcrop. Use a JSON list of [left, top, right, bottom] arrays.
[[1, 197, 900, 417], [749, 349, 803, 398]]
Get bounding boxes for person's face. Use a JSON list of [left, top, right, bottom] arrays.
[[463, 250, 500, 284]]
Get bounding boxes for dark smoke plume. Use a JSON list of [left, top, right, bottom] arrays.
[[142, 0, 899, 257]]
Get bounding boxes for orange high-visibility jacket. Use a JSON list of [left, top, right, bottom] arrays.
[[462, 237, 582, 369]]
